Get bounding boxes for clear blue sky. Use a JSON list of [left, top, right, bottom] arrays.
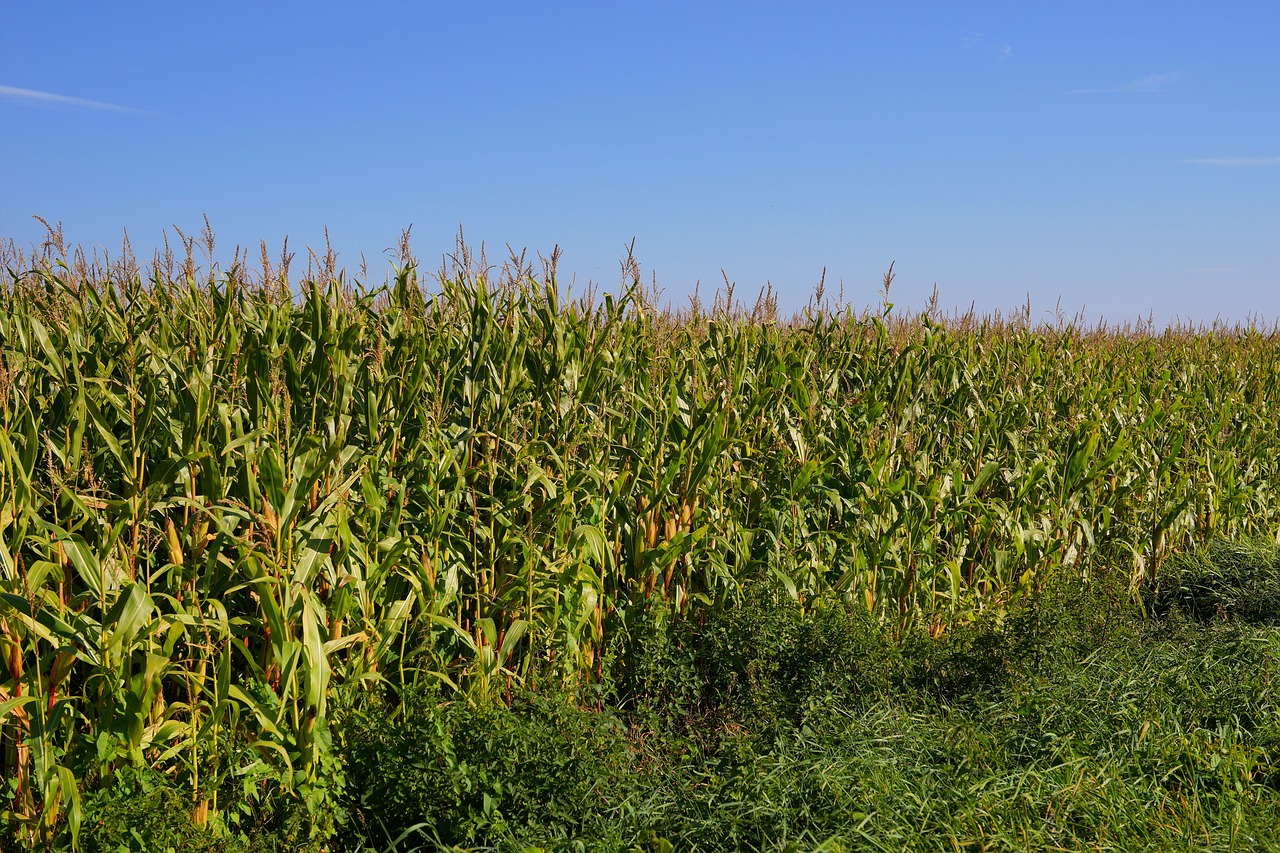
[[2, 1, 1277, 323]]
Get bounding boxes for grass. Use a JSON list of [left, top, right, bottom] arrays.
[[340, 545, 1280, 851], [1152, 537, 1280, 623], [1, 227, 1278, 850]]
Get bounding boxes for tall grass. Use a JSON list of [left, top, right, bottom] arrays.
[[2, 226, 1278, 847]]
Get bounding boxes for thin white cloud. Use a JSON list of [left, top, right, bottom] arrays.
[[0, 85, 154, 115], [1067, 71, 1183, 95], [961, 31, 1012, 61], [1183, 157, 1280, 167]]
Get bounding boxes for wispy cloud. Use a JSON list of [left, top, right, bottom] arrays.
[[1067, 71, 1183, 95], [961, 31, 1013, 62], [1182, 157, 1280, 167], [0, 85, 154, 115]]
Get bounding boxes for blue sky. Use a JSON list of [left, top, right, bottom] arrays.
[[1, 1, 1276, 323]]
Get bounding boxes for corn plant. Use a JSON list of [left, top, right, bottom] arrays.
[[1, 232, 1277, 846]]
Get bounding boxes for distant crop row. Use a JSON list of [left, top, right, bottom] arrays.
[[2, 241, 1277, 845]]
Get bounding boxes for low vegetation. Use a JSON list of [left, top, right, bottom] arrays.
[[2, 227, 1277, 850]]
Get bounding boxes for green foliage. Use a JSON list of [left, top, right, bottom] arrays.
[[601, 587, 1280, 852], [330, 591, 1280, 850], [608, 583, 907, 743], [1154, 536, 1280, 622], [77, 767, 238, 853], [69, 764, 327, 853], [2, 234, 1279, 849], [340, 686, 635, 849]]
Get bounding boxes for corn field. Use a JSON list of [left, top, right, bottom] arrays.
[[2, 235, 1278, 845]]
